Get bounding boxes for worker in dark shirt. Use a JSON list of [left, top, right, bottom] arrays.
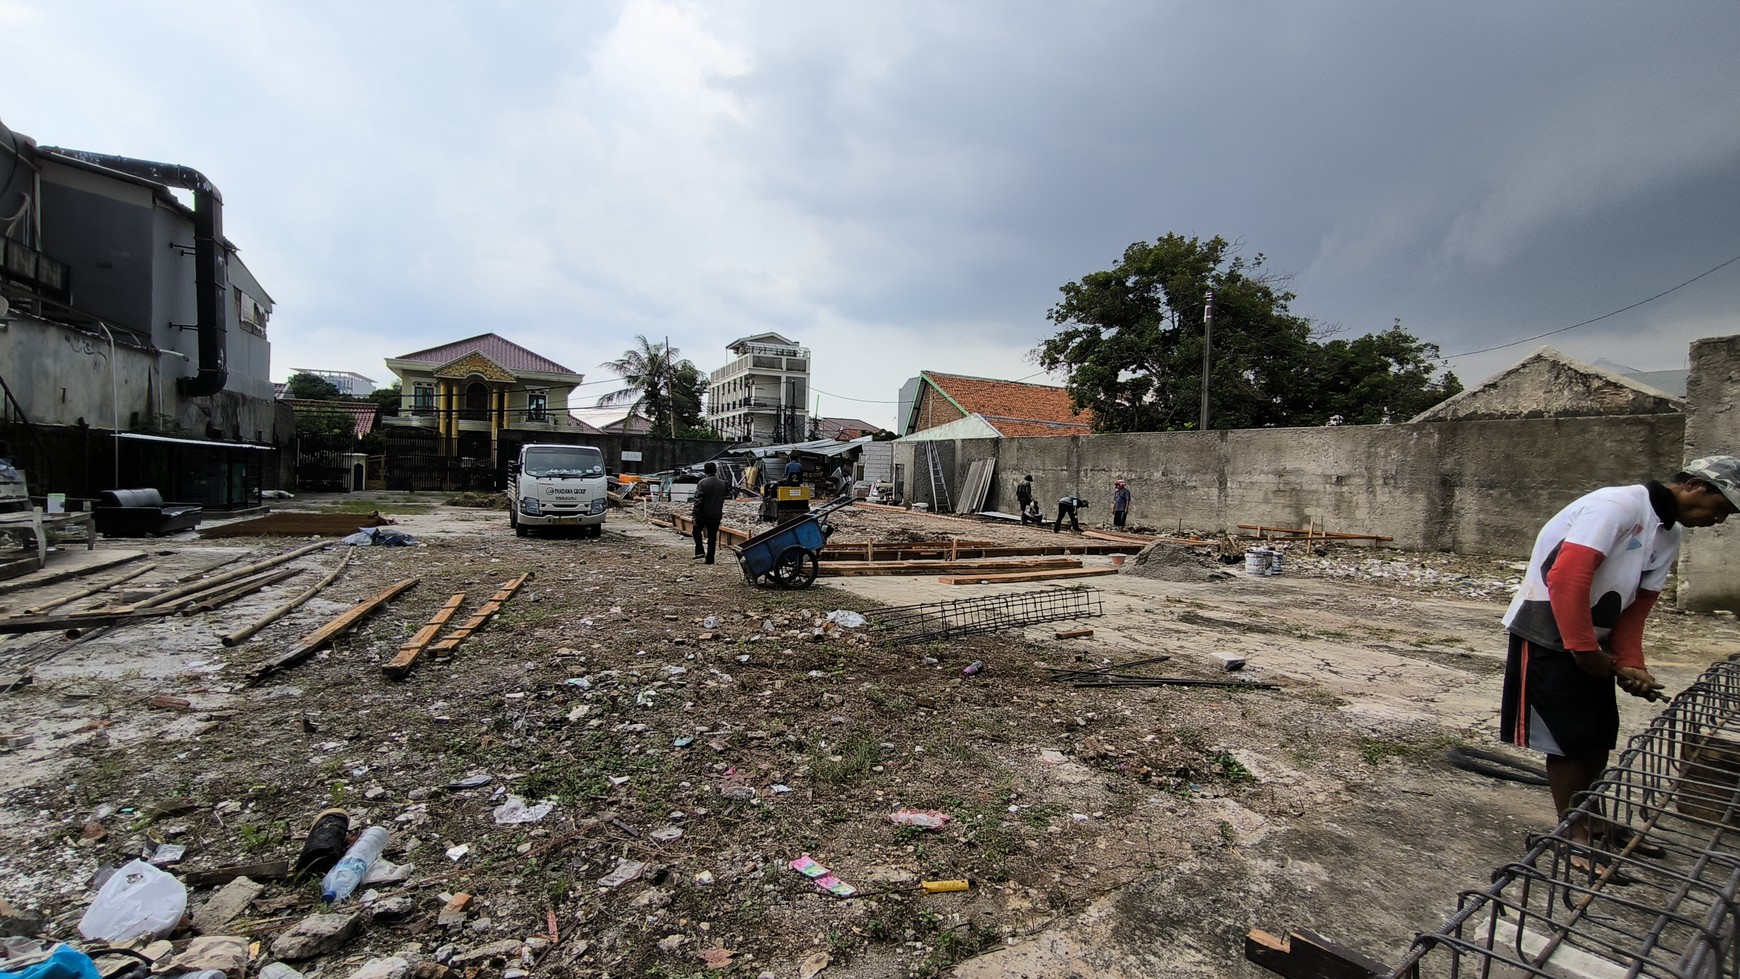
[[692, 462, 731, 564], [783, 456, 804, 485], [1054, 495, 1088, 533]]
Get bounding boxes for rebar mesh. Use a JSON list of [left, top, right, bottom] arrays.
[[873, 587, 1104, 644], [1393, 658, 1740, 979]]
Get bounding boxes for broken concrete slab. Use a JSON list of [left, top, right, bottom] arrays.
[[346, 957, 410, 979], [192, 876, 263, 934], [270, 912, 361, 961], [449, 939, 526, 967]]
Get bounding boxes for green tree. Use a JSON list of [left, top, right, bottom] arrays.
[[598, 336, 717, 438], [1034, 234, 1459, 430], [293, 406, 355, 452], [1307, 321, 1462, 424], [367, 383, 403, 416], [285, 372, 342, 400]]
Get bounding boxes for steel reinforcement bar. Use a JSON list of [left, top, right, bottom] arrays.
[[872, 586, 1105, 644], [1393, 657, 1740, 979]]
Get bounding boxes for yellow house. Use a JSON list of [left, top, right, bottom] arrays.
[[381, 333, 584, 463]]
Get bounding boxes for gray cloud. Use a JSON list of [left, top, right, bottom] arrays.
[[4, 0, 1737, 427]]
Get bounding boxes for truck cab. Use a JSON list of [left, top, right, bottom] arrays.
[[508, 443, 608, 538]]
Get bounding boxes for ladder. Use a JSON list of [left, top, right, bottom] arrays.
[[925, 441, 952, 514]]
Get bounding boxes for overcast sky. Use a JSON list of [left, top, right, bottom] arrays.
[[6, 1, 1738, 429]]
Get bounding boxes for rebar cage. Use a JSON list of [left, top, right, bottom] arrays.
[[1394, 658, 1740, 979], [873, 587, 1105, 644]]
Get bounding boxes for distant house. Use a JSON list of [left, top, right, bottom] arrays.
[[811, 416, 881, 440], [1411, 347, 1683, 422], [279, 399, 379, 440], [568, 406, 654, 436], [380, 333, 584, 466], [899, 371, 1093, 439]]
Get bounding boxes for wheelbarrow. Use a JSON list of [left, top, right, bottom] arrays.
[[732, 494, 856, 589]]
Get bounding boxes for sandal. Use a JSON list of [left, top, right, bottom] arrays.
[[1599, 826, 1668, 860], [1568, 852, 1637, 886]]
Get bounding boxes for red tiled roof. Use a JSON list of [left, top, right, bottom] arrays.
[[394, 333, 578, 376], [280, 399, 379, 440], [921, 372, 1092, 437]]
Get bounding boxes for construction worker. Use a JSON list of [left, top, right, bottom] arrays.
[[691, 462, 730, 564], [1054, 495, 1088, 533], [1112, 479, 1132, 528], [1503, 456, 1740, 866], [738, 457, 763, 497], [1015, 474, 1034, 513]]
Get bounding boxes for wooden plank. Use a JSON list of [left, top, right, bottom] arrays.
[[182, 859, 291, 889], [822, 543, 1143, 560], [427, 573, 531, 659], [1243, 928, 1389, 979], [939, 567, 1120, 585], [1237, 524, 1393, 542], [1055, 628, 1095, 639], [383, 592, 467, 678], [666, 514, 754, 545], [22, 561, 158, 615], [821, 558, 1082, 577], [1082, 530, 1153, 544], [0, 606, 178, 634], [180, 566, 305, 615], [0, 551, 147, 597], [246, 578, 419, 686]]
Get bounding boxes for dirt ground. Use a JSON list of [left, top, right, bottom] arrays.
[[2, 492, 1737, 979]]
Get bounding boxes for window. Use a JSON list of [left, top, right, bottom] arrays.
[[526, 390, 548, 422], [412, 383, 435, 416]]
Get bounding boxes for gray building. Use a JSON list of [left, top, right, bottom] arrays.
[[0, 119, 283, 505], [705, 332, 810, 444]]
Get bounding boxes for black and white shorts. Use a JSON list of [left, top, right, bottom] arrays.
[[1501, 633, 1619, 758]]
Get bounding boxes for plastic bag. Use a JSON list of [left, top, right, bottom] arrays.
[[825, 610, 866, 629], [77, 860, 186, 942], [0, 945, 101, 979]]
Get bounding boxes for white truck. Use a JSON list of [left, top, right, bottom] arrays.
[[507, 443, 608, 538]]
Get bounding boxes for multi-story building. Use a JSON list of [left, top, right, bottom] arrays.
[[705, 332, 810, 444], [0, 120, 283, 506], [285, 369, 377, 398]]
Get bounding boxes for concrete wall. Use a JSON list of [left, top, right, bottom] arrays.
[[896, 414, 1685, 557], [0, 314, 280, 443], [1678, 335, 1740, 611]]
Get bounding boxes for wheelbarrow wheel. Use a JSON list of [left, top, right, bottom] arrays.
[[771, 546, 819, 589]]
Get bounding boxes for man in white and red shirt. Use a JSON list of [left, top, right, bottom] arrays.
[[1502, 456, 1740, 855]]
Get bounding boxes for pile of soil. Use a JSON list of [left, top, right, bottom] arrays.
[[1121, 541, 1235, 582]]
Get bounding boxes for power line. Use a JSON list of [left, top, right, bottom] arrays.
[[810, 386, 903, 405], [1444, 251, 1740, 360]]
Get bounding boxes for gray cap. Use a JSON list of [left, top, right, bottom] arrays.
[[1685, 455, 1740, 509]]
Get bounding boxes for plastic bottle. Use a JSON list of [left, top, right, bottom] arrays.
[[320, 826, 389, 903], [962, 660, 984, 676]]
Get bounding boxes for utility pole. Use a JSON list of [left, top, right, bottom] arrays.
[[661, 340, 675, 439], [1199, 287, 1215, 432]]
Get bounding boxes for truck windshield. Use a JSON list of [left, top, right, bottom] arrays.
[[523, 447, 605, 478]]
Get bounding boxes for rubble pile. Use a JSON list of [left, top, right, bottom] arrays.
[[1295, 551, 1522, 600]]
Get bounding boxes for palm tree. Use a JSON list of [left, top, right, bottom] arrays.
[[598, 335, 695, 436]]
